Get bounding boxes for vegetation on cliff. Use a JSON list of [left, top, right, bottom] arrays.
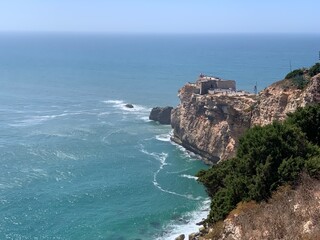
[[284, 62, 320, 89], [197, 104, 320, 223]]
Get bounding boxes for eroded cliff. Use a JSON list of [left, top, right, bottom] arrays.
[[171, 73, 320, 163]]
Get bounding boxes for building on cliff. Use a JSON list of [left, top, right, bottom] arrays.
[[196, 74, 236, 95]]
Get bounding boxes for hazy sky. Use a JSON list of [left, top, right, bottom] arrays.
[[0, 0, 319, 33]]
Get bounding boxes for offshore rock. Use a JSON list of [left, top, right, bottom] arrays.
[[149, 106, 173, 125], [125, 103, 134, 108], [171, 74, 320, 163]]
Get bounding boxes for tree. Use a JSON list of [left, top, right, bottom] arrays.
[[197, 121, 316, 223], [286, 104, 320, 146]]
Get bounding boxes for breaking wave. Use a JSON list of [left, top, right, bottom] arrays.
[[140, 147, 202, 201], [180, 174, 198, 180], [155, 133, 171, 142], [103, 99, 151, 120], [156, 199, 210, 240]]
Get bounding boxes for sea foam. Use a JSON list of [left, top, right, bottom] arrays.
[[157, 199, 210, 240], [103, 99, 151, 119], [140, 147, 202, 201]]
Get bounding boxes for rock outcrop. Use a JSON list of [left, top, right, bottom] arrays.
[[171, 74, 320, 163], [149, 106, 173, 125], [251, 73, 320, 125], [191, 174, 320, 240], [171, 83, 256, 163], [124, 103, 134, 108]]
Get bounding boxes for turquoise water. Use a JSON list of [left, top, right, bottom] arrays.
[[0, 33, 319, 239]]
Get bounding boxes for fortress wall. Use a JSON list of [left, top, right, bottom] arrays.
[[216, 80, 236, 91]]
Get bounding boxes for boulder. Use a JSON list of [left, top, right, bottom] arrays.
[[174, 234, 185, 240], [125, 104, 134, 108], [149, 106, 173, 125], [188, 233, 199, 240]]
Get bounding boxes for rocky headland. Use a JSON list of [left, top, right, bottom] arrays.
[[148, 68, 320, 239], [171, 73, 320, 164], [169, 64, 320, 239]]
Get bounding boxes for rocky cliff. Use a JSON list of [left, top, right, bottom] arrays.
[[251, 73, 320, 126], [171, 73, 320, 163], [171, 83, 256, 163]]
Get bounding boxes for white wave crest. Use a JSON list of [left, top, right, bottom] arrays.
[[171, 141, 202, 161], [140, 147, 201, 201], [180, 174, 198, 180], [103, 99, 151, 118], [155, 133, 171, 142]]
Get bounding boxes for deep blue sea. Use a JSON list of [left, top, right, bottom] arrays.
[[0, 33, 319, 239]]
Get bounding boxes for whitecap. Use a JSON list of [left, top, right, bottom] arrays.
[[140, 147, 202, 201], [140, 116, 152, 122], [155, 133, 171, 142], [103, 100, 124, 105], [180, 174, 198, 181], [103, 99, 151, 119], [171, 141, 202, 161]]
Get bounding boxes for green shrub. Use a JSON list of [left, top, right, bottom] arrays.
[[285, 69, 303, 79], [309, 63, 320, 77], [198, 105, 320, 224], [305, 156, 320, 178], [286, 104, 320, 146], [292, 75, 308, 89], [197, 122, 315, 223]]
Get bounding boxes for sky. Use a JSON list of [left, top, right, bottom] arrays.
[[0, 0, 319, 34]]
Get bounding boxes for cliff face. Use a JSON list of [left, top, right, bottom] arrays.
[[171, 83, 256, 163], [171, 74, 320, 163], [251, 73, 320, 125]]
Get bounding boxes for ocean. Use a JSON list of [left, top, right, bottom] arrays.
[[0, 33, 319, 239]]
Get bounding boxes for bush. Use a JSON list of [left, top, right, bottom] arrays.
[[286, 104, 320, 146], [309, 63, 320, 77], [292, 75, 308, 89], [198, 105, 320, 224], [197, 122, 316, 223], [285, 69, 303, 79], [304, 156, 320, 178]]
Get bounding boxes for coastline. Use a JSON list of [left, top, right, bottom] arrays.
[[170, 134, 216, 166]]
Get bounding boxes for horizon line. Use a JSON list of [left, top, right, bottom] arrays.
[[0, 30, 320, 35]]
